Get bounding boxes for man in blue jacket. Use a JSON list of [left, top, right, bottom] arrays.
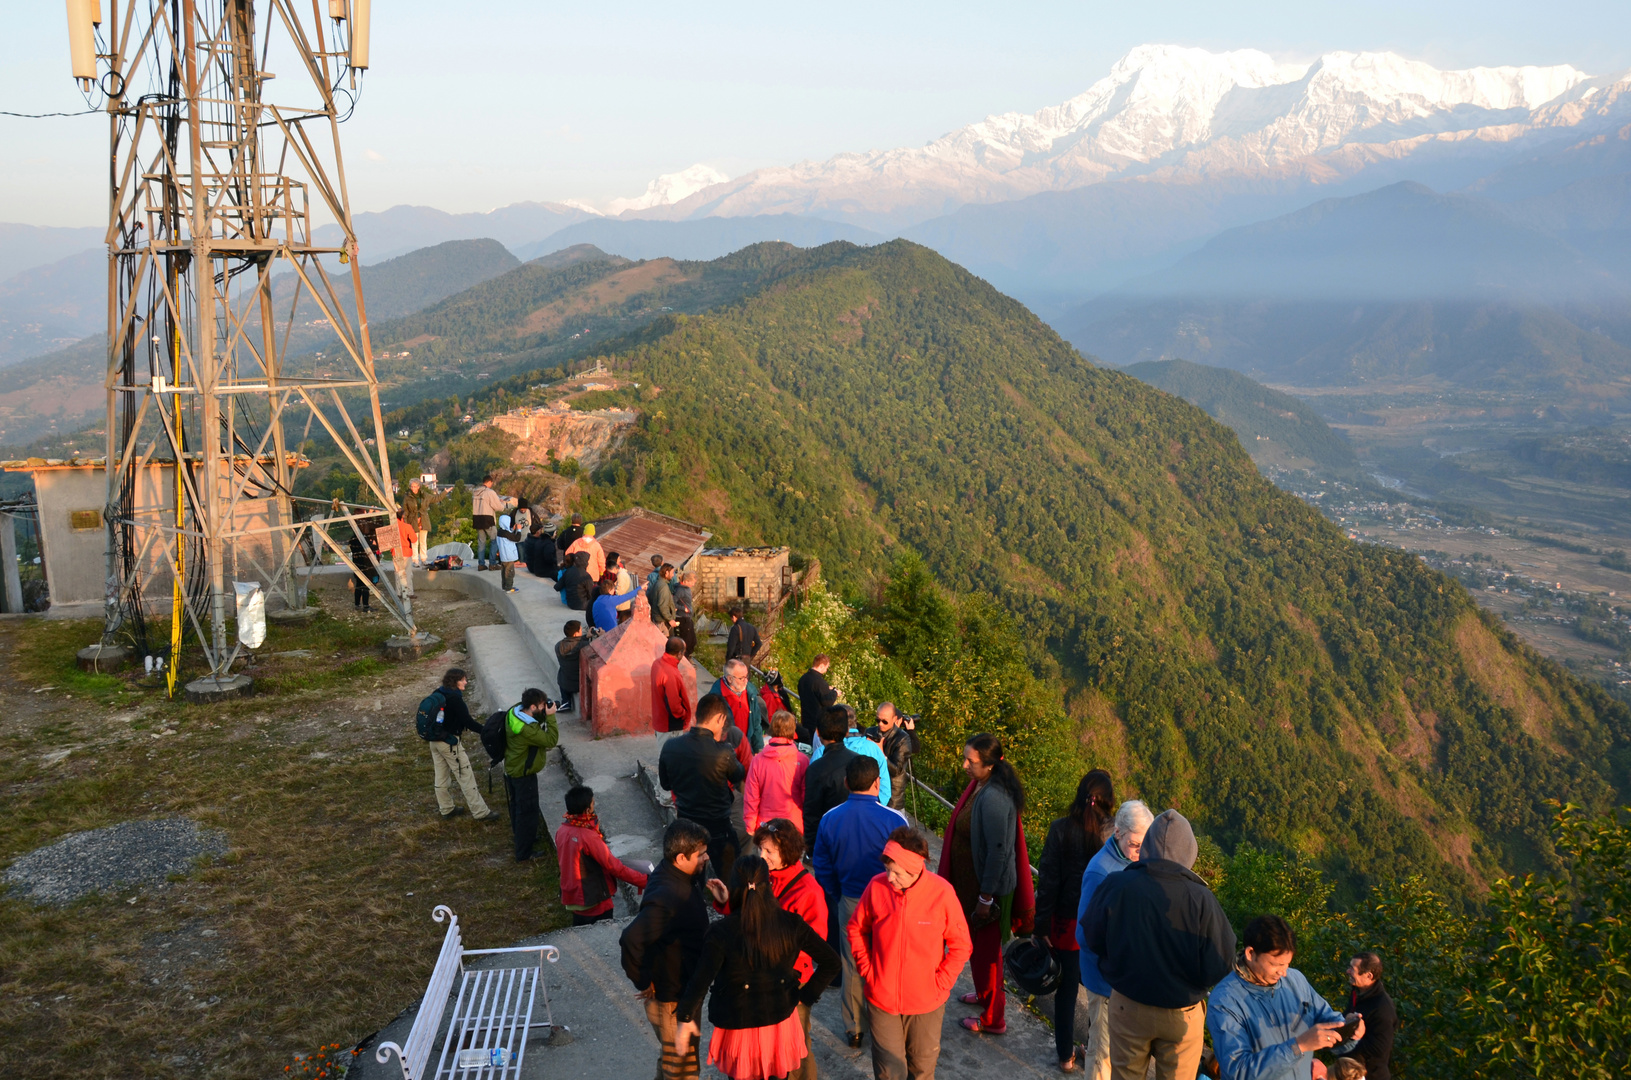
[[1208, 915, 1362, 1080], [811, 755, 908, 1049], [1076, 799, 1153, 1080], [809, 704, 892, 806]]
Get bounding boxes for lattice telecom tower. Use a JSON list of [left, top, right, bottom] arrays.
[[68, 0, 427, 695]]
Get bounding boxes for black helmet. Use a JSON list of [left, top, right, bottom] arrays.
[[1003, 936, 1060, 997]]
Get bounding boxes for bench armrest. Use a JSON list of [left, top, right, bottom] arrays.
[[462, 945, 561, 962]]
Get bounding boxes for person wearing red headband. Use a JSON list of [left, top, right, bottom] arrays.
[[846, 826, 973, 1080]]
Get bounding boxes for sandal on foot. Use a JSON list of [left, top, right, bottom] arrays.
[[958, 992, 981, 1006], [959, 1017, 1006, 1035]]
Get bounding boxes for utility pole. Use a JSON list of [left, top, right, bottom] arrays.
[[71, 0, 432, 698]]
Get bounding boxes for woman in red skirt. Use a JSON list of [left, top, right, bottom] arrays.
[[753, 818, 828, 1080], [675, 854, 839, 1080]]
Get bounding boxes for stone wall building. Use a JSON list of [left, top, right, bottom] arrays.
[[694, 546, 790, 615]]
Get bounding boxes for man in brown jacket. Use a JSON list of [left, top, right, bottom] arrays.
[[470, 475, 507, 571]]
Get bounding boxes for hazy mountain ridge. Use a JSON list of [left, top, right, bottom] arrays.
[[1124, 358, 1359, 474], [1060, 180, 1631, 393], [0, 239, 526, 454]]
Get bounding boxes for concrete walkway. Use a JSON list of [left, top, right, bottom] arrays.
[[349, 563, 1080, 1079]]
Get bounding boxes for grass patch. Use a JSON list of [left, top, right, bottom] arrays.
[[12, 593, 402, 703], [0, 587, 565, 1079]]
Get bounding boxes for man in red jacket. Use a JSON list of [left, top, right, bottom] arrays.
[[650, 636, 693, 733], [848, 826, 973, 1080], [554, 785, 650, 925]]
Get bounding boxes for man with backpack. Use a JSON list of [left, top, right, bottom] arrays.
[[488, 688, 559, 862], [417, 668, 501, 822]]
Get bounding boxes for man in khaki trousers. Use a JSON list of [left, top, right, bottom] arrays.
[[1080, 811, 1235, 1080]]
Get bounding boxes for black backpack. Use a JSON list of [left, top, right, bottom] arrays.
[[414, 691, 447, 742], [480, 709, 509, 768]]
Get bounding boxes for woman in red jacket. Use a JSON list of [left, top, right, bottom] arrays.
[[847, 826, 973, 1080], [750, 818, 825, 1080]]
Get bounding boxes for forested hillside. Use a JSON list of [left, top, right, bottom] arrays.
[[1125, 358, 1358, 475], [413, 240, 1631, 899]]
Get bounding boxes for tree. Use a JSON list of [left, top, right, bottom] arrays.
[[1463, 803, 1631, 1078]]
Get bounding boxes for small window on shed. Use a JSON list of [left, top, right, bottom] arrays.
[[70, 509, 102, 531], [736, 576, 746, 598]]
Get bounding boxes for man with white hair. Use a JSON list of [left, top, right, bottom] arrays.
[[1074, 799, 1154, 1080], [707, 657, 767, 769]]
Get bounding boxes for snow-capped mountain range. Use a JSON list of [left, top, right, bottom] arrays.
[[606, 44, 1630, 229]]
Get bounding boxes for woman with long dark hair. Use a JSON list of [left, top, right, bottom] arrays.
[[938, 732, 1034, 1036], [674, 854, 839, 1080], [1034, 770, 1114, 1070], [752, 819, 827, 1080]]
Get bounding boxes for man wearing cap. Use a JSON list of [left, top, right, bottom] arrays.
[[1080, 810, 1235, 1080], [847, 825, 972, 1080], [556, 513, 584, 563], [566, 523, 606, 583]]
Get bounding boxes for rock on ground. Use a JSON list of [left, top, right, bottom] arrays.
[[3, 817, 228, 905]]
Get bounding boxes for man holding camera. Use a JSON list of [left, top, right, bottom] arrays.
[[864, 702, 920, 811], [503, 689, 560, 863]]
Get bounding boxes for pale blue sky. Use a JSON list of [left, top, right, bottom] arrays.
[[4, 0, 1629, 226]]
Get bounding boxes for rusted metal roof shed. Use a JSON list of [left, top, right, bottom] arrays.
[[594, 507, 711, 572]]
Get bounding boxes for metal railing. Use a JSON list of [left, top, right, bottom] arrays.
[[903, 764, 1039, 877]]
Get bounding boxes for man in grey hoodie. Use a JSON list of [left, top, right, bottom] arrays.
[[1080, 809, 1235, 1080]]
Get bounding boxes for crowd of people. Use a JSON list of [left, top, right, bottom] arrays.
[[404, 492, 1399, 1080]]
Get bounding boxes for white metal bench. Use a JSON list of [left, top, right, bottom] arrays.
[[377, 905, 561, 1080]]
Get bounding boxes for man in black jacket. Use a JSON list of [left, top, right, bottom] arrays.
[[1338, 951, 1397, 1080], [863, 702, 920, 810], [620, 819, 713, 1080], [554, 551, 594, 611], [796, 654, 839, 744], [725, 605, 762, 664], [657, 694, 747, 882], [802, 708, 860, 846], [555, 512, 584, 559], [1081, 809, 1235, 1080]]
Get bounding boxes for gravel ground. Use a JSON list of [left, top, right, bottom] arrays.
[[4, 818, 228, 905]]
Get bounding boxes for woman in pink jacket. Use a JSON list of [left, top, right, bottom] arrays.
[[847, 826, 974, 1080], [743, 710, 807, 833]]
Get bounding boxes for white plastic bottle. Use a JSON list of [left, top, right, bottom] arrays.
[[455, 1046, 510, 1069]]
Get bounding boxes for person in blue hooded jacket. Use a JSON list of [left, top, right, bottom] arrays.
[[494, 513, 522, 592], [1207, 915, 1363, 1080], [590, 575, 641, 633], [1075, 798, 1153, 1078]]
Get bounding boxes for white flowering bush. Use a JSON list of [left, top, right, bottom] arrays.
[[768, 581, 916, 718]]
